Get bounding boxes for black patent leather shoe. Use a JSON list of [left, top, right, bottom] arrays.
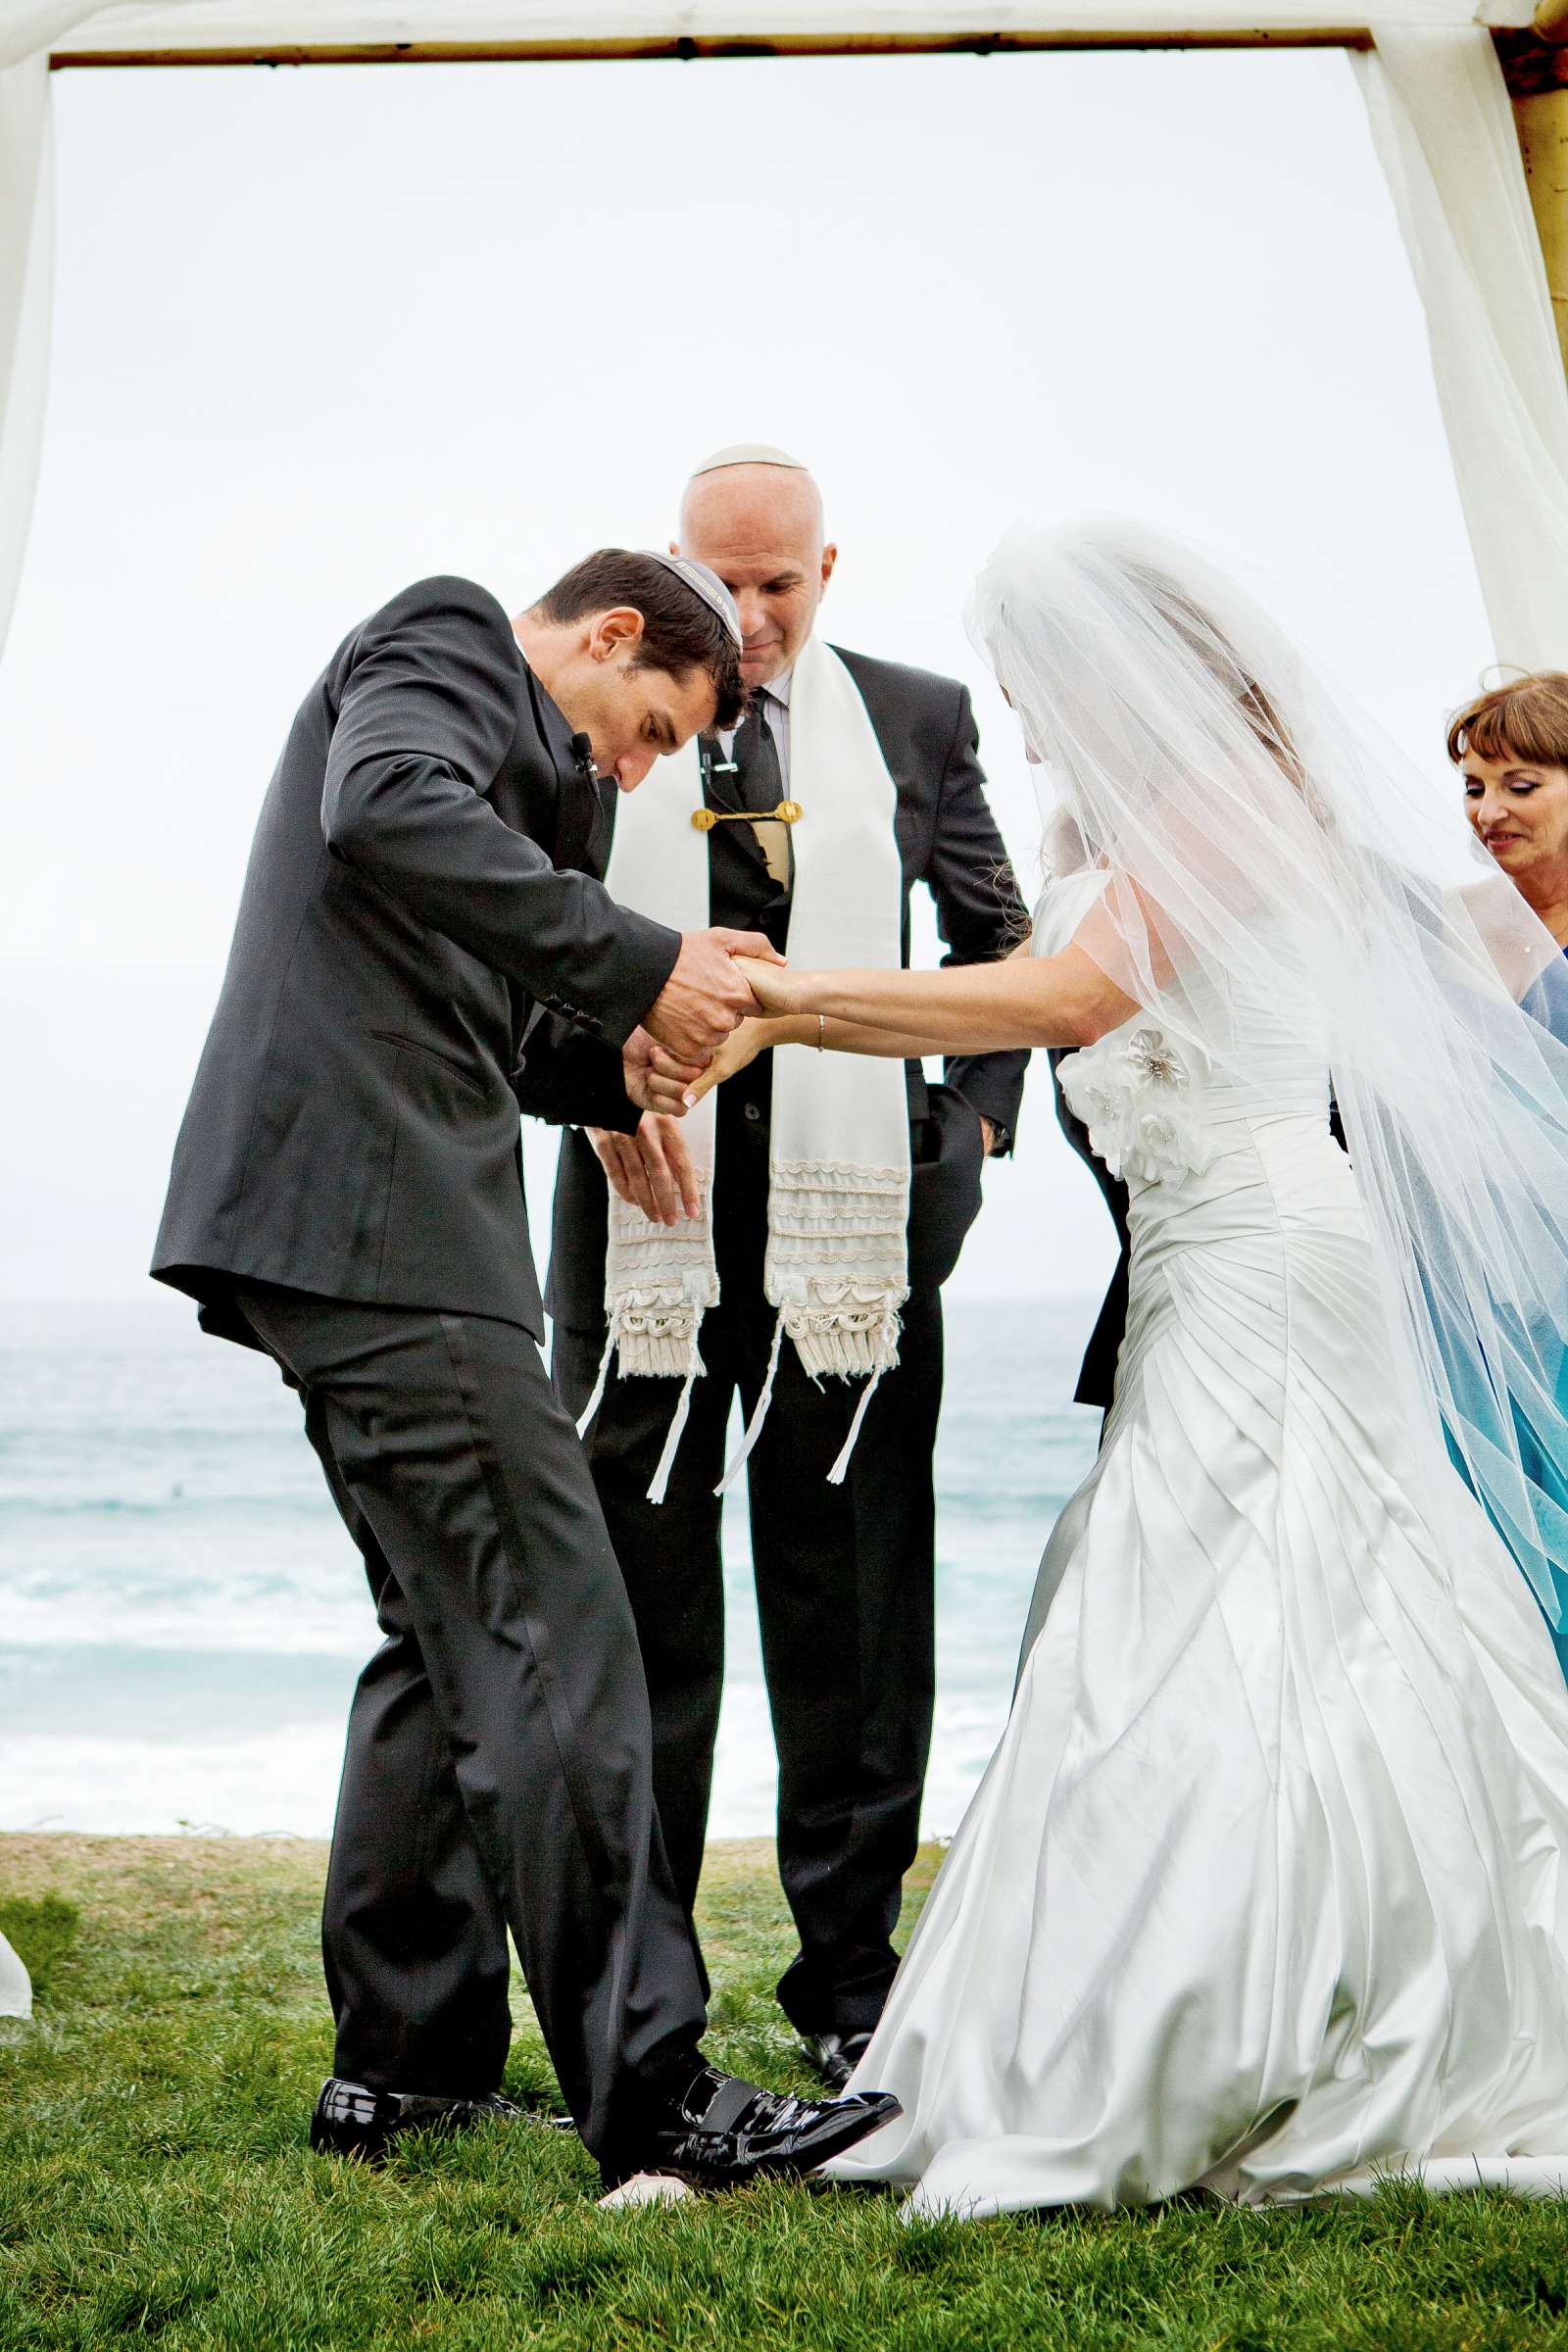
[[309, 2076, 520, 2163], [802, 2031, 874, 2091], [607, 2060, 900, 2191]]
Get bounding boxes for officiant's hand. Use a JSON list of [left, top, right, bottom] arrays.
[[587, 1115, 702, 1227], [645, 929, 785, 1060], [622, 1027, 705, 1117]]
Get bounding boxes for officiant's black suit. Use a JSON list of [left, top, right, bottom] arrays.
[[151, 574, 711, 2170], [1052, 1065, 1132, 1412], [529, 644, 1029, 2045]]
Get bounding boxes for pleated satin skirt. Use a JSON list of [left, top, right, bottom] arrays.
[[829, 1109, 1568, 2216]]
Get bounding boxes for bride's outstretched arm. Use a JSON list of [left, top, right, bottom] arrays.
[[735, 938, 1138, 1055]]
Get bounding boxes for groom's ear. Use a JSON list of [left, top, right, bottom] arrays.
[[587, 607, 647, 663]]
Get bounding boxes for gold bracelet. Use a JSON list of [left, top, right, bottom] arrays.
[[816, 1013, 825, 1053]]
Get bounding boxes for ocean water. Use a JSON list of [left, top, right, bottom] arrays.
[[0, 1296, 1101, 1842]]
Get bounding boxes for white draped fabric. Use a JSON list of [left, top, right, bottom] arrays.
[[3, 5, 1567, 664], [1356, 27, 1568, 668], [0, 47, 54, 665], [0, 1927, 32, 2020]]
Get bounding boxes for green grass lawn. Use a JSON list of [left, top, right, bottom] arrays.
[[3, 1834, 1568, 2349]]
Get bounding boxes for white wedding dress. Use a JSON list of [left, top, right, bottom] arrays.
[[830, 866, 1568, 2218]]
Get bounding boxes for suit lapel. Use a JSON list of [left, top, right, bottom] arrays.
[[520, 663, 611, 876]]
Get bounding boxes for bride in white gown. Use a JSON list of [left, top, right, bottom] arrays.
[[703, 517, 1568, 2217]]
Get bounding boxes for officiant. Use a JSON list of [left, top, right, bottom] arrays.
[[522, 446, 1028, 2086]]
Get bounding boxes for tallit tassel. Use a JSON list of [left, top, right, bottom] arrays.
[[646, 1330, 705, 1507], [574, 1327, 617, 1440], [826, 1367, 885, 1487], [714, 1307, 787, 1494]]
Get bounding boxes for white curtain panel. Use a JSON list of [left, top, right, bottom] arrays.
[[1, 2, 144, 65], [0, 48, 53, 659], [0, 1927, 32, 2020], [1356, 27, 1568, 670], [0, 3, 215, 655]]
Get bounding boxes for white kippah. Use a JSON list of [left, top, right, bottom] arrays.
[[639, 551, 744, 647], [690, 442, 808, 476]]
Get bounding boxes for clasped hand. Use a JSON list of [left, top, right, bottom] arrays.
[[642, 926, 787, 1061], [599, 931, 790, 1227], [601, 1021, 772, 1227]]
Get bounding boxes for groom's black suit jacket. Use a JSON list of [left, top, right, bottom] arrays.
[[151, 574, 681, 1345], [518, 643, 1033, 1328]]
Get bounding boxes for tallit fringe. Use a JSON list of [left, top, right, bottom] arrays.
[[710, 1289, 906, 1495], [828, 1368, 886, 1486], [711, 1156, 913, 1484], [599, 1152, 911, 1498], [574, 1285, 713, 1505], [647, 1323, 704, 1506], [615, 1314, 704, 1380], [574, 1292, 710, 1429], [792, 1304, 904, 1381], [715, 1308, 788, 1495]]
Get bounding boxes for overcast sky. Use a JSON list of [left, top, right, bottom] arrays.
[[0, 45, 1492, 1309]]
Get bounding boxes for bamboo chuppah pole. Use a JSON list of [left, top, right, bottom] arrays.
[[1504, 18, 1568, 376], [47, 26, 1371, 67]]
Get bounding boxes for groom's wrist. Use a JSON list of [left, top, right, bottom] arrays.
[[601, 917, 685, 1050]]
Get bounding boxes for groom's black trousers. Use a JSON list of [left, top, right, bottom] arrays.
[[232, 1283, 707, 2167]]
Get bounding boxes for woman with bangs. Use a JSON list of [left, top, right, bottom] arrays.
[[1447, 672, 1568, 1676], [1454, 672, 1568, 956]]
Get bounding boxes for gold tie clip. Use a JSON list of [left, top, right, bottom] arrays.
[[691, 800, 804, 832]]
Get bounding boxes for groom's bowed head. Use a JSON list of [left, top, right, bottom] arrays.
[[514, 546, 748, 791]]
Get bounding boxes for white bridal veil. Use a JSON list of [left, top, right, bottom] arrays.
[[968, 518, 1568, 1626]]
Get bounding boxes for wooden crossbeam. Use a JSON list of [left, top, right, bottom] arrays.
[[46, 27, 1373, 70]]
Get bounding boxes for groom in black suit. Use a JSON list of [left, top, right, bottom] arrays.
[[531, 451, 1029, 2088], [152, 549, 898, 2190]]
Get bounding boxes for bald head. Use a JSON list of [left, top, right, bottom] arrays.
[[674, 450, 836, 689]]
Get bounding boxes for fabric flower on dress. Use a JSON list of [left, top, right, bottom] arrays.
[[1056, 1025, 1215, 1186]]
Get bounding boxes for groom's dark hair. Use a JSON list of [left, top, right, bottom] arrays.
[[535, 549, 747, 730]]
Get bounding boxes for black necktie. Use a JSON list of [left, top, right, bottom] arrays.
[[730, 696, 783, 815], [705, 695, 791, 900]]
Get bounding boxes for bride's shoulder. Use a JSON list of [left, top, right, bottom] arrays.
[[1031, 864, 1112, 958]]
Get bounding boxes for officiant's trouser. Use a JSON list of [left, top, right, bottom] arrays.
[[232, 1283, 708, 2167], [554, 1149, 941, 2043]]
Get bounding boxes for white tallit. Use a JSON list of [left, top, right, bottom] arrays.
[[577, 634, 910, 1502]]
